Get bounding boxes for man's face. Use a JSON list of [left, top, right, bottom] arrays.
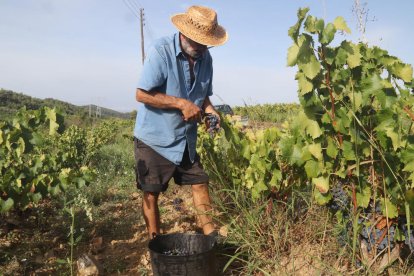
[[180, 34, 207, 59]]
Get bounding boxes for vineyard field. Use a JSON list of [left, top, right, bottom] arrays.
[[1, 7, 414, 276]]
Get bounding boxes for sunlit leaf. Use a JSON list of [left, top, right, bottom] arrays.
[[333, 16, 351, 34]]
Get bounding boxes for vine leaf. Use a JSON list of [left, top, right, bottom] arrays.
[[300, 54, 321, 80], [385, 127, 405, 150], [356, 186, 371, 208], [305, 160, 320, 178], [314, 188, 332, 205], [393, 63, 413, 83], [320, 23, 336, 44], [306, 119, 322, 139], [312, 176, 329, 193], [308, 143, 323, 160], [346, 43, 361, 68], [333, 16, 351, 34], [296, 72, 313, 95], [269, 169, 282, 187], [327, 137, 338, 159], [342, 141, 356, 161], [288, 7, 310, 42], [0, 198, 14, 213], [382, 198, 398, 218], [287, 43, 300, 66]]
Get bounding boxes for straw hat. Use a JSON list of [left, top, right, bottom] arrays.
[[171, 5, 228, 46]]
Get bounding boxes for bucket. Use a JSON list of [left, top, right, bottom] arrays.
[[148, 233, 218, 276]]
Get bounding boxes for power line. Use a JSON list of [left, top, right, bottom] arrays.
[[122, 0, 140, 20], [127, 0, 141, 12]]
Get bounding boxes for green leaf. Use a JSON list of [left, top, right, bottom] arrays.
[[287, 43, 300, 66], [403, 161, 414, 173], [288, 7, 310, 42], [305, 118, 322, 139], [393, 62, 413, 82], [312, 176, 329, 193], [333, 16, 351, 34], [29, 132, 43, 146], [55, 258, 67, 264], [46, 108, 59, 135], [356, 186, 371, 208], [15, 137, 25, 158], [346, 43, 361, 68], [296, 72, 313, 95], [300, 54, 321, 80], [304, 15, 318, 33], [350, 91, 362, 110], [314, 187, 332, 205], [342, 141, 356, 161], [324, 47, 336, 65], [308, 143, 323, 160], [361, 74, 383, 95], [291, 144, 305, 166], [269, 169, 282, 187], [382, 198, 398, 218], [252, 180, 268, 199], [385, 127, 404, 151], [320, 23, 336, 44], [241, 139, 251, 160], [1, 198, 14, 213], [305, 160, 320, 178], [335, 48, 348, 66], [326, 137, 338, 159], [315, 19, 325, 33]]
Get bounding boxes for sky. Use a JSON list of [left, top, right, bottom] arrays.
[[1, 1, 414, 112]]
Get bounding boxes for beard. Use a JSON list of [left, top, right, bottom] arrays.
[[181, 37, 205, 59], [186, 50, 202, 59]]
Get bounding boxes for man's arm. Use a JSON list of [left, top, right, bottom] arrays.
[[136, 88, 201, 121]]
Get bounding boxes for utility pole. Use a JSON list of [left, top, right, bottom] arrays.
[[140, 8, 145, 65]]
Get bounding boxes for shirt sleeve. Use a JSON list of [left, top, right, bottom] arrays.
[[137, 46, 167, 92]]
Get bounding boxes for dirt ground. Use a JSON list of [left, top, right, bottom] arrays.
[[3, 183, 403, 275], [0, 185, 229, 275]]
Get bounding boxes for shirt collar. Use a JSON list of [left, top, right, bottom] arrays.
[[174, 32, 206, 61]]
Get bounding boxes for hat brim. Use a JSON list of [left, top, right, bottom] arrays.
[[171, 13, 228, 46]]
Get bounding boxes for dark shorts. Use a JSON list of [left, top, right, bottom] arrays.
[[133, 138, 209, 193]]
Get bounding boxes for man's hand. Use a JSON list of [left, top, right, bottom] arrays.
[[179, 99, 202, 122]]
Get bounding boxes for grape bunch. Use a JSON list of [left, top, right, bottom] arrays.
[[329, 184, 349, 212], [204, 113, 219, 138], [400, 220, 414, 252], [162, 248, 195, 256], [360, 224, 396, 252], [172, 198, 183, 211]]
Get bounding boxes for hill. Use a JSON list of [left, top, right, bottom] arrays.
[[0, 89, 131, 120]]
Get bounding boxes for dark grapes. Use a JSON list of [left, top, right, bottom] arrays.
[[172, 198, 183, 211], [401, 222, 414, 252], [204, 113, 219, 137], [162, 248, 196, 256], [329, 184, 349, 212], [360, 224, 395, 252]]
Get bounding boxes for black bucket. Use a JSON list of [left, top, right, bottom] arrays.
[[148, 233, 218, 276]]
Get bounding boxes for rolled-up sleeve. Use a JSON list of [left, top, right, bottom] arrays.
[[137, 46, 167, 92]]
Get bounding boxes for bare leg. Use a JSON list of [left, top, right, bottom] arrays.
[[192, 183, 215, 235], [142, 191, 160, 238]]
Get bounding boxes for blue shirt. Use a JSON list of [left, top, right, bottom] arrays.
[[133, 33, 213, 165]]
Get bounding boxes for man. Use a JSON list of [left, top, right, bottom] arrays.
[[133, 5, 228, 238]]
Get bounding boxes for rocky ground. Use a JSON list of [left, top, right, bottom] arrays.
[[0, 185, 221, 275]]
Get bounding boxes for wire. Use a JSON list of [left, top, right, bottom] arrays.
[[127, 0, 141, 12], [122, 0, 140, 20]]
